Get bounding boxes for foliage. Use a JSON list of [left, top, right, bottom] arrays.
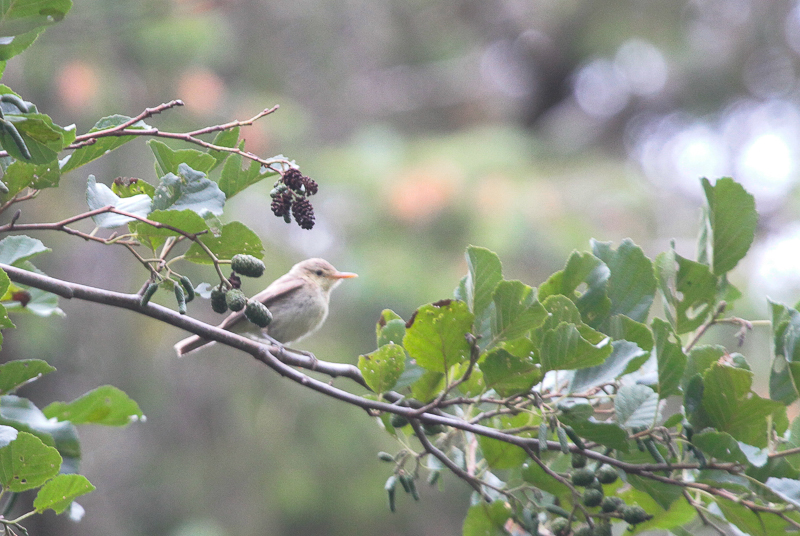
[[0, 4, 797, 536]]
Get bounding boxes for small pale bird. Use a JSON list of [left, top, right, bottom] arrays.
[[174, 258, 357, 356]]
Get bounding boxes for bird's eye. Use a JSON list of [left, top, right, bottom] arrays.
[[315, 270, 323, 276]]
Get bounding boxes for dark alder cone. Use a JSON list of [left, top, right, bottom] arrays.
[[302, 175, 318, 195], [271, 191, 293, 218], [282, 168, 304, 191], [292, 196, 315, 230]]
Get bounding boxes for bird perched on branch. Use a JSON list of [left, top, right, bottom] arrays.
[[174, 258, 357, 356]]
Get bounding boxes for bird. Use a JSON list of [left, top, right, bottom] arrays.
[[174, 258, 357, 356]]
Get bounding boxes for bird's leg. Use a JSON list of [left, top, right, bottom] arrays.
[[274, 344, 319, 371]]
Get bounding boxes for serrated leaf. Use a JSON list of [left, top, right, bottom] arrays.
[[403, 300, 474, 373], [34, 473, 95, 514], [698, 177, 757, 275], [148, 139, 216, 177], [112, 178, 154, 199], [0, 431, 61, 492], [409, 370, 445, 403], [0, 0, 71, 37], [487, 280, 546, 347], [151, 163, 225, 217], [683, 345, 725, 391], [769, 300, 800, 404], [558, 414, 630, 451], [0, 425, 17, 447], [538, 321, 612, 372], [43, 385, 144, 426], [626, 474, 683, 511], [700, 364, 784, 448], [462, 246, 503, 319], [0, 159, 60, 200], [0, 235, 49, 265], [0, 111, 75, 164], [0, 395, 79, 470], [615, 384, 659, 429], [129, 209, 209, 252], [0, 26, 39, 61], [218, 151, 275, 199], [592, 238, 656, 323], [652, 319, 686, 399], [462, 500, 511, 536], [358, 343, 405, 394], [85, 175, 152, 228], [183, 221, 264, 264], [538, 251, 611, 328], [376, 310, 406, 347], [208, 126, 239, 169], [692, 431, 768, 466], [655, 249, 718, 334], [716, 499, 770, 536], [477, 434, 528, 470], [0, 360, 55, 395], [570, 340, 647, 394], [480, 348, 542, 396], [61, 115, 151, 173]]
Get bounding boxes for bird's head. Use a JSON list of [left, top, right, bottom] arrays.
[[292, 258, 357, 292]]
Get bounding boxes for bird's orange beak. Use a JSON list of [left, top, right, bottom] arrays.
[[333, 271, 358, 279]]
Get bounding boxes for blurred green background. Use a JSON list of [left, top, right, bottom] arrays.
[[3, 0, 800, 534]]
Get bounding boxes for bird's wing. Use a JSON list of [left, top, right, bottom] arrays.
[[215, 274, 306, 331]]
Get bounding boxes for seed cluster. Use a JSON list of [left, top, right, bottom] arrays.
[[270, 168, 318, 230]]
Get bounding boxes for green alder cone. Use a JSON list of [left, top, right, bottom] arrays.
[[601, 496, 624, 513], [244, 300, 272, 328], [210, 288, 228, 313], [179, 276, 195, 302], [571, 452, 587, 468], [231, 254, 266, 278], [621, 505, 650, 525], [140, 282, 159, 307], [225, 289, 247, 311], [596, 465, 618, 484], [574, 526, 593, 536], [582, 488, 603, 507], [571, 468, 596, 487], [174, 284, 187, 314]]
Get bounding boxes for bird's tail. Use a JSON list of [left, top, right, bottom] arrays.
[[174, 334, 215, 357]]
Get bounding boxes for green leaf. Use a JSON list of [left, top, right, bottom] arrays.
[[462, 246, 503, 319], [85, 175, 152, 228], [403, 300, 474, 373], [618, 485, 694, 533], [569, 340, 648, 394], [0, 431, 61, 492], [480, 348, 542, 397], [0, 395, 80, 470], [0, 360, 55, 395], [130, 209, 209, 252], [700, 364, 784, 448], [1, 159, 60, 199], [376, 310, 406, 347], [606, 314, 654, 351], [148, 139, 216, 177], [112, 177, 155, 199], [652, 319, 686, 399], [61, 115, 151, 173], [769, 300, 800, 404], [487, 280, 547, 346], [477, 434, 528, 470], [538, 251, 611, 328], [692, 431, 768, 467], [698, 177, 757, 275], [683, 345, 725, 391], [538, 322, 612, 372], [0, 235, 49, 265], [43, 385, 144, 426], [358, 343, 405, 394], [208, 126, 239, 169], [409, 370, 445, 403], [0, 0, 71, 37], [625, 474, 683, 511], [462, 500, 511, 536], [151, 163, 226, 217], [557, 415, 630, 451], [218, 151, 275, 199], [716, 499, 770, 536], [183, 221, 264, 265], [521, 460, 571, 498], [654, 249, 718, 334], [615, 384, 659, 429], [592, 239, 656, 323], [0, 26, 40, 61], [34, 473, 95, 514], [0, 112, 75, 164]]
